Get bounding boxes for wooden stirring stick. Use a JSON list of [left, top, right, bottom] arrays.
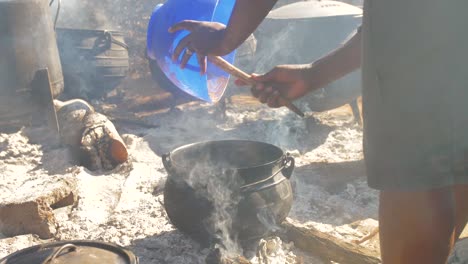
[[208, 56, 305, 117]]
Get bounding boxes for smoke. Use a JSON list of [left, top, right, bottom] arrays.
[[253, 25, 296, 74], [252, 3, 362, 113], [257, 208, 281, 234], [186, 160, 244, 257], [54, 0, 113, 29]]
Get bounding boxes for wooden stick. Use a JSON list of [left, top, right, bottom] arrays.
[[208, 56, 305, 117], [281, 220, 381, 264]]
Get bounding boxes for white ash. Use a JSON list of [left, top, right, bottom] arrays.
[[0, 103, 370, 264], [1, 102, 466, 263], [248, 236, 322, 264]]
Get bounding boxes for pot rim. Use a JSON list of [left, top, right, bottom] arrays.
[[55, 27, 125, 35], [166, 139, 285, 171]]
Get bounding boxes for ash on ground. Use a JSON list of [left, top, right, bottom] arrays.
[[2, 100, 468, 263], [0, 100, 362, 263]]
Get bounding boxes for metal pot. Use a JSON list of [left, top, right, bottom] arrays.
[[56, 28, 129, 99], [254, 1, 363, 112], [162, 140, 294, 246], [0, 0, 64, 126], [0, 240, 138, 264]]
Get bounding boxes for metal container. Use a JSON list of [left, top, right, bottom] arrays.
[[0, 240, 138, 264], [56, 28, 129, 99], [0, 0, 64, 126], [162, 140, 294, 246], [254, 1, 363, 112]]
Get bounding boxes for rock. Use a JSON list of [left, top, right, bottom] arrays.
[[0, 175, 77, 239]]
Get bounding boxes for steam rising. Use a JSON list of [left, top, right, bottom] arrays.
[[186, 161, 244, 257]]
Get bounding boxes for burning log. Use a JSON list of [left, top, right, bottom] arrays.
[[54, 99, 128, 170], [281, 220, 381, 264]]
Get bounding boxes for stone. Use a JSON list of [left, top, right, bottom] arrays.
[[0, 175, 77, 239]]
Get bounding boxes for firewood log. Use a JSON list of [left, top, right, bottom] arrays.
[[54, 99, 93, 146], [80, 111, 128, 171], [54, 99, 128, 170], [281, 220, 381, 264]]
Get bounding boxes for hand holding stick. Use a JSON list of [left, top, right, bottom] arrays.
[[208, 56, 305, 117]]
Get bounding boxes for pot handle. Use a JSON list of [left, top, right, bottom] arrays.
[[104, 30, 130, 50], [281, 154, 295, 179], [42, 244, 77, 264], [162, 153, 173, 172]]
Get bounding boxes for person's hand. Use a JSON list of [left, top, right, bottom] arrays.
[[236, 64, 313, 108], [168, 20, 228, 74]]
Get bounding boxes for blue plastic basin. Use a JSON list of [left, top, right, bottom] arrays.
[[147, 0, 236, 102]]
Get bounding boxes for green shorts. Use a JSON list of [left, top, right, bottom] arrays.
[[361, 0, 468, 191]]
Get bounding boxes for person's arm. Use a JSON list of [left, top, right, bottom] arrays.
[[304, 27, 362, 91], [169, 0, 278, 73], [242, 28, 362, 108]]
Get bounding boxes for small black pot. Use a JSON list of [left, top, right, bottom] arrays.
[[0, 240, 138, 264], [162, 140, 294, 247]]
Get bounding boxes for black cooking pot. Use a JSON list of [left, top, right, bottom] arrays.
[[0, 240, 138, 264], [56, 28, 129, 99], [162, 140, 294, 246]]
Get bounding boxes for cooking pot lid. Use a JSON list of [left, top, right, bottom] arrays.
[[267, 1, 362, 20], [0, 240, 138, 264]]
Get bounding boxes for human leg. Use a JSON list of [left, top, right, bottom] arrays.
[[454, 184, 468, 240], [379, 188, 456, 264]]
